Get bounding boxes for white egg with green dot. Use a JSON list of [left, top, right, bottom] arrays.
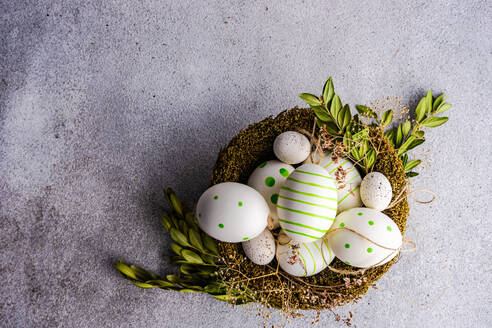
[[277, 163, 338, 243], [276, 237, 334, 277], [196, 182, 269, 243], [326, 207, 402, 268], [305, 151, 363, 213], [247, 160, 294, 229]]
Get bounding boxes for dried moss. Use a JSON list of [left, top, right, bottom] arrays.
[[211, 107, 409, 310]]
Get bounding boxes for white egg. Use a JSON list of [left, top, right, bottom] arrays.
[[360, 172, 393, 211], [276, 238, 334, 277], [326, 207, 402, 268], [196, 182, 269, 243], [242, 229, 276, 265], [277, 164, 338, 243], [305, 151, 363, 213], [273, 131, 311, 164], [248, 160, 294, 229]]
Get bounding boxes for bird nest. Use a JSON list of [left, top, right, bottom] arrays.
[[211, 107, 409, 310]]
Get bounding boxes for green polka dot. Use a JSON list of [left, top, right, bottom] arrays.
[[344, 243, 350, 249], [214, 195, 218, 200], [368, 220, 374, 226], [345, 261, 350, 265], [367, 247, 373, 253], [242, 237, 248, 240], [238, 201, 243, 207], [270, 193, 279, 204], [387, 226, 392, 232], [218, 223, 224, 228], [358, 212, 363, 216], [339, 222, 345, 228], [279, 168, 289, 177], [265, 176, 275, 187], [259, 162, 267, 168]]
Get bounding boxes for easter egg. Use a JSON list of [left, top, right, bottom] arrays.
[[327, 207, 402, 268], [360, 172, 393, 211], [273, 131, 311, 164], [248, 160, 295, 229], [305, 152, 362, 213], [196, 182, 269, 243], [277, 164, 338, 243], [276, 238, 334, 277], [242, 229, 276, 265]]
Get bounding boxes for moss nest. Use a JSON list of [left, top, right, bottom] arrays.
[[211, 107, 409, 310]]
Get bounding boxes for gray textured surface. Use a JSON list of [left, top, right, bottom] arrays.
[[1, 0, 491, 327]]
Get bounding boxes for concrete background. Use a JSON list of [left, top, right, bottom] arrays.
[[1, 0, 491, 327]]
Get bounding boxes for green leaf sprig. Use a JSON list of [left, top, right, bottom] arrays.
[[116, 188, 233, 299], [299, 77, 376, 172]]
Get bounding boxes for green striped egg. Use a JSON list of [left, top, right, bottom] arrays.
[[277, 163, 338, 243], [306, 152, 362, 213], [276, 238, 334, 277]]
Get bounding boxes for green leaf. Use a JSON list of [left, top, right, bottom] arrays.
[[171, 243, 183, 256], [421, 117, 448, 127], [181, 249, 205, 264], [185, 212, 198, 229], [395, 124, 403, 148], [407, 138, 425, 151], [146, 280, 177, 288], [205, 282, 227, 295], [322, 77, 334, 105], [343, 131, 352, 148], [202, 233, 219, 256], [401, 153, 408, 166], [133, 282, 157, 289], [180, 264, 196, 275], [341, 104, 352, 130], [356, 105, 377, 118], [365, 149, 376, 169], [425, 90, 433, 114], [179, 220, 189, 236], [213, 294, 240, 302], [161, 213, 173, 231], [432, 94, 444, 112], [406, 171, 419, 178], [323, 122, 339, 135], [402, 121, 411, 138], [436, 103, 451, 113], [385, 128, 395, 145], [398, 135, 415, 156], [330, 94, 342, 120], [115, 261, 137, 280], [312, 106, 333, 122], [131, 265, 157, 281], [189, 228, 205, 252], [405, 159, 422, 171], [169, 192, 184, 217], [415, 97, 427, 123], [381, 110, 393, 127], [299, 93, 321, 106], [180, 288, 202, 293], [413, 130, 424, 138], [170, 228, 191, 247]]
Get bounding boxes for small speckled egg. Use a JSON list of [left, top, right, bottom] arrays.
[[242, 229, 276, 265], [305, 151, 363, 213], [277, 163, 338, 243], [276, 238, 334, 277], [196, 182, 269, 243], [273, 131, 311, 164], [327, 207, 402, 268], [360, 172, 392, 211], [248, 160, 295, 229]]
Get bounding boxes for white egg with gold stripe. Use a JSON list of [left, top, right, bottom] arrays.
[[276, 238, 334, 277], [305, 151, 362, 213], [277, 163, 338, 243]]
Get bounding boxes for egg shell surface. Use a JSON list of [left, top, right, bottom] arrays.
[[273, 131, 311, 164], [360, 172, 393, 211], [242, 229, 276, 265], [305, 151, 363, 213], [327, 207, 402, 268], [277, 163, 338, 243], [276, 238, 334, 277], [196, 182, 269, 243], [247, 160, 295, 229]]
